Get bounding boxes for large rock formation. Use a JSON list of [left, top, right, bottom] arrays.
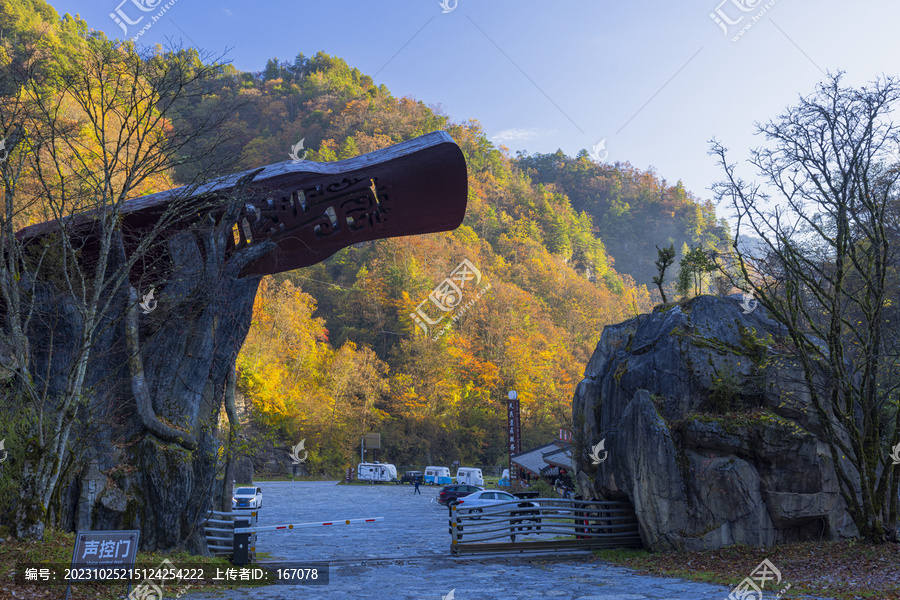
[[572, 294, 859, 552], [7, 132, 467, 551]]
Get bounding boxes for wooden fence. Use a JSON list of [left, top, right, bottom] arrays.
[[449, 498, 642, 556]]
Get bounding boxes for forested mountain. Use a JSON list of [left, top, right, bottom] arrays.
[[221, 54, 650, 471], [516, 152, 732, 286], [0, 0, 727, 474], [198, 51, 732, 472]]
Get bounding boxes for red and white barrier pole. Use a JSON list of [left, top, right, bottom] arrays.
[[234, 516, 384, 534], [232, 517, 384, 565]]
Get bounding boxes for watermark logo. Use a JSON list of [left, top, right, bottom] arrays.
[[590, 138, 608, 162], [129, 581, 162, 600], [130, 581, 191, 598], [442, 589, 456, 600], [289, 139, 308, 163], [0, 138, 8, 163], [290, 439, 308, 465], [890, 442, 900, 466], [110, 0, 162, 35], [709, 0, 759, 35], [0, 439, 7, 463], [740, 293, 757, 314], [110, 0, 179, 43], [140, 289, 157, 314], [710, 0, 780, 42], [438, 0, 457, 13], [589, 439, 608, 465], [410, 258, 491, 340], [128, 558, 175, 600], [127, 561, 193, 599], [727, 558, 791, 600]]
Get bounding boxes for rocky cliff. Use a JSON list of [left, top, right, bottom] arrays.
[[572, 294, 859, 552], [6, 132, 467, 551]]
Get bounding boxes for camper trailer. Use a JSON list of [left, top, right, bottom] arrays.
[[455, 467, 484, 486], [357, 462, 398, 483], [498, 468, 510, 487], [423, 466, 452, 486]]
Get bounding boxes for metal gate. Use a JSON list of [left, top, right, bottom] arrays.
[[449, 498, 641, 556], [231, 517, 384, 565], [203, 510, 257, 559]]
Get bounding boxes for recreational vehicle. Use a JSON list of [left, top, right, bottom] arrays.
[[498, 468, 510, 486], [455, 467, 483, 486], [423, 466, 452, 485], [357, 462, 398, 483]]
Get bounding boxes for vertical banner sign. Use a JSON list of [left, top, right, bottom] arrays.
[[507, 391, 521, 484]]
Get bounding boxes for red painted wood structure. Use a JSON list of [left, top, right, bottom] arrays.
[[16, 131, 468, 279]]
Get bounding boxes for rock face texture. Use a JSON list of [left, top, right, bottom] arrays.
[[572, 294, 859, 552], [10, 132, 468, 551], [221, 392, 309, 482]]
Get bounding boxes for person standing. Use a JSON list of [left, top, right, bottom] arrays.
[[414, 477, 421, 494]]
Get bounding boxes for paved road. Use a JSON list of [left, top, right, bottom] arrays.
[[181, 481, 823, 600]]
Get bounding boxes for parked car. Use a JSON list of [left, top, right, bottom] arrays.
[[454, 489, 541, 540], [399, 470, 423, 484], [232, 486, 262, 509], [438, 484, 483, 505]]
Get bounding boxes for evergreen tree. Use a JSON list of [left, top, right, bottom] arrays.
[[676, 245, 716, 297], [263, 57, 280, 81]]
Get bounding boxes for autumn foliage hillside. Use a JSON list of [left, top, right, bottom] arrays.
[[0, 0, 727, 473], [208, 53, 729, 473]]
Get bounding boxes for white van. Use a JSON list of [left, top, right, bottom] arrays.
[[357, 462, 398, 483], [424, 466, 452, 485], [455, 467, 483, 486]]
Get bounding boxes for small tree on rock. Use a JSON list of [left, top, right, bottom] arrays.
[[675, 245, 716, 298], [652, 244, 676, 303]]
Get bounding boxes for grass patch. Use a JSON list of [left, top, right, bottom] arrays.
[[592, 540, 900, 600], [250, 474, 338, 482], [544, 518, 574, 523], [337, 479, 403, 486]]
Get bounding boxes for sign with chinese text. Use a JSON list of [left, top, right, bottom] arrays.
[[65, 530, 140, 599], [507, 397, 521, 482], [70, 530, 140, 571]]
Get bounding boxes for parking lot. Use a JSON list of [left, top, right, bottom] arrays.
[[250, 479, 449, 559], [182, 481, 764, 599]]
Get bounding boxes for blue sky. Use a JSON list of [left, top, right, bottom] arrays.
[[53, 0, 900, 216]]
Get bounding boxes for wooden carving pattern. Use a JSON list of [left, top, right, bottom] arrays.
[[16, 131, 467, 278], [234, 176, 391, 248]]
